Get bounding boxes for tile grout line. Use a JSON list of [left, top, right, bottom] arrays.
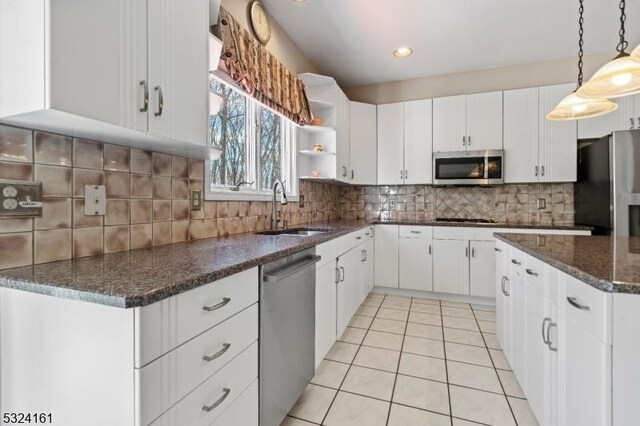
[[439, 299, 455, 426], [384, 296, 410, 426], [471, 303, 519, 424], [319, 292, 385, 425]]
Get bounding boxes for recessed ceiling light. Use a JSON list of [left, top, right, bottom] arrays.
[[393, 46, 413, 58]]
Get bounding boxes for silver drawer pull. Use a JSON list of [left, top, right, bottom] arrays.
[[511, 259, 521, 265], [203, 343, 231, 362], [203, 297, 231, 312], [410, 230, 421, 234], [525, 268, 538, 277], [567, 296, 590, 311], [202, 388, 230, 412], [356, 236, 362, 240], [495, 247, 502, 252]]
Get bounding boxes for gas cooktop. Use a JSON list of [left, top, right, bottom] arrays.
[[435, 218, 498, 224]]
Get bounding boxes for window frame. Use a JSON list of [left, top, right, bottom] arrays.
[[205, 78, 299, 201]]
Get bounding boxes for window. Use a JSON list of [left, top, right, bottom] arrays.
[[206, 78, 297, 200]]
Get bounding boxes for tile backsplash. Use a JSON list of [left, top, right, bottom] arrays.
[[339, 183, 574, 225], [0, 125, 339, 270]]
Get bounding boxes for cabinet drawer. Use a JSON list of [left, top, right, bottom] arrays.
[[464, 227, 499, 241], [338, 229, 368, 254], [211, 380, 258, 426], [399, 225, 432, 238], [565, 274, 612, 345], [147, 342, 258, 426], [433, 226, 465, 240], [316, 239, 338, 268], [522, 253, 546, 295], [137, 304, 258, 425], [135, 267, 258, 367]]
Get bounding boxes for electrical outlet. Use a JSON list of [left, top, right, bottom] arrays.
[[0, 179, 43, 217], [190, 189, 202, 211], [536, 198, 546, 210], [299, 194, 305, 208]]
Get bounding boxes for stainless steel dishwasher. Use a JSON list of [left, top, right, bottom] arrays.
[[260, 248, 320, 426]]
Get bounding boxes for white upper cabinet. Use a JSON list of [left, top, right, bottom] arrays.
[[404, 99, 433, 184], [377, 100, 433, 185], [578, 94, 640, 139], [538, 84, 577, 183], [336, 93, 352, 183], [377, 103, 405, 185], [0, 0, 218, 158], [433, 92, 502, 152], [504, 83, 577, 183], [350, 101, 377, 185], [148, 0, 209, 145], [433, 95, 467, 152], [466, 91, 503, 151]]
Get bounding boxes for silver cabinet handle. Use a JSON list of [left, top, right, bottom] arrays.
[[360, 250, 365, 262], [511, 259, 521, 265], [547, 321, 558, 351], [534, 166, 539, 177], [202, 388, 230, 412], [139, 80, 149, 113], [471, 247, 475, 258], [468, 135, 471, 146], [363, 249, 368, 261], [567, 296, 590, 311], [503, 277, 510, 296], [335, 267, 340, 284], [542, 317, 551, 344], [400, 169, 404, 180], [410, 230, 421, 234], [631, 117, 636, 129], [637, 117, 640, 129], [541, 165, 545, 177], [500, 276, 506, 295], [465, 247, 469, 257], [340, 266, 345, 282], [525, 268, 538, 277], [428, 244, 432, 255], [356, 236, 362, 240], [203, 297, 231, 312], [405, 170, 408, 179], [203, 343, 231, 362], [351, 170, 355, 180], [154, 85, 164, 117], [342, 166, 347, 177], [495, 247, 502, 252]]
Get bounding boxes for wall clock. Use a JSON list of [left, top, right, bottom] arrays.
[[249, 1, 271, 45]]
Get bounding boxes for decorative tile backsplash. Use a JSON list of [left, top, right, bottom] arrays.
[[339, 183, 574, 225], [0, 125, 339, 270]]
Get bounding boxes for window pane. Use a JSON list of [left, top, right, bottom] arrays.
[[259, 107, 282, 190], [209, 78, 246, 187]]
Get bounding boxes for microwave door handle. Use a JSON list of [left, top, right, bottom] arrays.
[[484, 156, 489, 179]]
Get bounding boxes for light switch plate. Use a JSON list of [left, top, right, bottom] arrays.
[[85, 185, 106, 216], [0, 179, 43, 217]]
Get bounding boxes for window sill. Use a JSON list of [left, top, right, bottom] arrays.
[[205, 189, 299, 202]]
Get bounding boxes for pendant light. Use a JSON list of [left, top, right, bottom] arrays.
[[576, 0, 640, 99], [547, 0, 618, 121], [632, 43, 640, 62]]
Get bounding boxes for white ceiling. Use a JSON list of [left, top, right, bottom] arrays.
[[262, 0, 640, 87]]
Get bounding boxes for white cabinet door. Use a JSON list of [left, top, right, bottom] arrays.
[[404, 99, 433, 184], [336, 93, 351, 183], [509, 259, 527, 385], [148, 0, 208, 145], [398, 237, 432, 292], [433, 239, 469, 294], [350, 101, 377, 185], [495, 242, 511, 357], [538, 84, 577, 183], [524, 282, 547, 424], [363, 239, 375, 295], [634, 94, 640, 130], [564, 313, 612, 426], [374, 225, 399, 288], [503, 87, 539, 183], [336, 249, 360, 337], [377, 103, 404, 184], [433, 95, 466, 152], [315, 260, 337, 367], [469, 241, 495, 298], [466, 91, 503, 151], [546, 301, 565, 426]]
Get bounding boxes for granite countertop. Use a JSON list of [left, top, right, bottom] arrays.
[[495, 233, 640, 294], [0, 219, 592, 309], [377, 220, 592, 231], [0, 221, 373, 308]]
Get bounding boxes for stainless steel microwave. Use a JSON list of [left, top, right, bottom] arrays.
[[433, 149, 504, 185]]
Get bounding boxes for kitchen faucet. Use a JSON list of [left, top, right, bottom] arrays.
[[271, 179, 288, 230]]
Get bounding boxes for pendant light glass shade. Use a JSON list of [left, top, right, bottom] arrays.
[[546, 90, 618, 121], [576, 53, 640, 99], [632, 43, 640, 62]]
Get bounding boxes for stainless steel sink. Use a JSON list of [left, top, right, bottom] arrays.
[[256, 228, 329, 237]]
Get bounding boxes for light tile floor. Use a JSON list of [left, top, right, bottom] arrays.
[[284, 293, 539, 426]]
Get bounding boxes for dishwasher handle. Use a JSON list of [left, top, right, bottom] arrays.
[[263, 255, 322, 283]]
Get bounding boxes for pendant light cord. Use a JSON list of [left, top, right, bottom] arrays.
[[577, 0, 584, 86], [617, 0, 628, 53]]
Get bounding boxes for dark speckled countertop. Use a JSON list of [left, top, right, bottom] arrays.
[[0, 219, 593, 308], [495, 233, 640, 294]]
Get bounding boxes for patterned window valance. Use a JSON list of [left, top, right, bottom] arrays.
[[213, 7, 312, 125]]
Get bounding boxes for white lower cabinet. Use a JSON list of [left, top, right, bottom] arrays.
[[399, 235, 433, 292], [211, 380, 258, 426], [499, 243, 613, 426], [469, 240, 495, 297], [433, 239, 469, 294], [315, 257, 338, 368], [375, 225, 399, 288], [337, 247, 365, 337]]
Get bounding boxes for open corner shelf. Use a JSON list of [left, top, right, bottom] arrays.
[[298, 150, 336, 157]]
